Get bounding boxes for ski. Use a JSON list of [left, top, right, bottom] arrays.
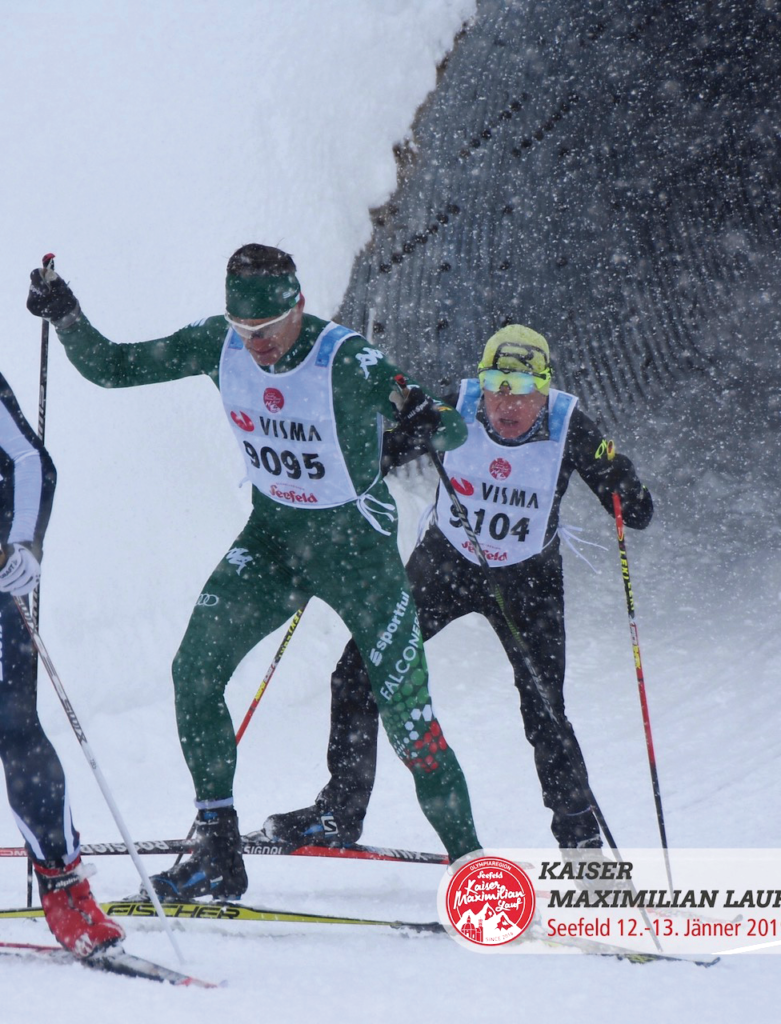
[[84, 947, 221, 986], [248, 837, 448, 865], [109, 899, 446, 933], [0, 906, 718, 965], [0, 940, 220, 987], [519, 924, 720, 967], [0, 900, 444, 933], [0, 836, 448, 865], [106, 903, 710, 963]]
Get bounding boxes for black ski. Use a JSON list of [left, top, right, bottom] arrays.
[[0, 836, 448, 865], [243, 833, 448, 865], [0, 941, 220, 986]]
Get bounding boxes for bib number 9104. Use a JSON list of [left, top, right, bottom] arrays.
[[449, 504, 530, 543]]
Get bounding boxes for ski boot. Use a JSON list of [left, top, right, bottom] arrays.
[[35, 855, 125, 958], [256, 803, 362, 848], [559, 837, 633, 893], [551, 806, 602, 851], [149, 806, 247, 902]]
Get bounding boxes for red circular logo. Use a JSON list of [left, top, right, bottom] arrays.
[[264, 388, 285, 413], [489, 458, 512, 480], [444, 856, 536, 946], [451, 476, 474, 497], [230, 410, 254, 432]]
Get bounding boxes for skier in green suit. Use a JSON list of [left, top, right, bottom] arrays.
[[27, 244, 482, 899]]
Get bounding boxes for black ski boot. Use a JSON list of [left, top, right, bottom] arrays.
[[256, 803, 361, 848], [149, 807, 248, 901], [551, 806, 602, 850]]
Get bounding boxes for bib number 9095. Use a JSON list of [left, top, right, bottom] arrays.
[[244, 442, 325, 480]]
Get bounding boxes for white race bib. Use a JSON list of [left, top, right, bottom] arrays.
[[220, 322, 368, 508], [434, 381, 576, 566]]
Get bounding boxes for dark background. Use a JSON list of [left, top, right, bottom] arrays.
[[337, 0, 780, 569]]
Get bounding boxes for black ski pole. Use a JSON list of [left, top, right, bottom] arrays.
[[391, 378, 621, 842], [432, 436, 660, 944], [393, 377, 663, 949], [26, 253, 56, 908], [35, 254, 55, 445], [30, 253, 54, 635], [432, 450, 619, 843]]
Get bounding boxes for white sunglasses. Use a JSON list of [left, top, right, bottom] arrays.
[[225, 304, 296, 338]]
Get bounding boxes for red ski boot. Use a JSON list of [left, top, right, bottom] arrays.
[[34, 856, 125, 958]]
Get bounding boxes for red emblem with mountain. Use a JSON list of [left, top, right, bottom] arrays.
[[443, 856, 536, 946]]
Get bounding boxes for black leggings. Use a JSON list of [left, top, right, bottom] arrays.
[[318, 527, 599, 847], [0, 593, 78, 863]]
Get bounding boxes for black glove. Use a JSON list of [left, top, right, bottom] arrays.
[[600, 452, 644, 501], [393, 385, 442, 441], [27, 269, 80, 326]]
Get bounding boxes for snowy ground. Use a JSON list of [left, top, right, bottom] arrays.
[[0, 2, 779, 1021]]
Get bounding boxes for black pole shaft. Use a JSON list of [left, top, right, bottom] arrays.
[[26, 282, 51, 909], [426, 438, 665, 949], [390, 376, 613, 839], [424, 436, 618, 845]]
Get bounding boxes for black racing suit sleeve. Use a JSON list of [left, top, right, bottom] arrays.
[[566, 407, 654, 530], [0, 373, 56, 562]]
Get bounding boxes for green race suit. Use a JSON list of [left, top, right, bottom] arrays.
[[56, 311, 480, 860]]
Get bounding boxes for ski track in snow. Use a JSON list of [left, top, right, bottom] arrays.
[[0, 3, 779, 1021]]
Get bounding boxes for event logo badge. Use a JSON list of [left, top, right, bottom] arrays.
[[443, 855, 536, 947], [263, 387, 285, 413], [489, 458, 512, 480]]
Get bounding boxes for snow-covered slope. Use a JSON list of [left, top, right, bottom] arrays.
[[0, 3, 778, 1022]]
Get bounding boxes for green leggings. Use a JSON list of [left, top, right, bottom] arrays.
[[172, 501, 480, 861]]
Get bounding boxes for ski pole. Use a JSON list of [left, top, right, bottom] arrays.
[[391, 381, 668, 935], [12, 594, 185, 964], [392, 381, 664, 946], [173, 602, 308, 866], [425, 425, 662, 948], [425, 437, 620, 838], [30, 253, 55, 637], [26, 253, 56, 907], [235, 602, 308, 743], [606, 443, 674, 894], [390, 381, 623, 846], [35, 254, 55, 445]]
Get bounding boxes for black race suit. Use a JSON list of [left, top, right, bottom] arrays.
[[311, 393, 653, 848], [0, 373, 78, 864]]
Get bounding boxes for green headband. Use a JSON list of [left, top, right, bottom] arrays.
[[225, 272, 301, 319]]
